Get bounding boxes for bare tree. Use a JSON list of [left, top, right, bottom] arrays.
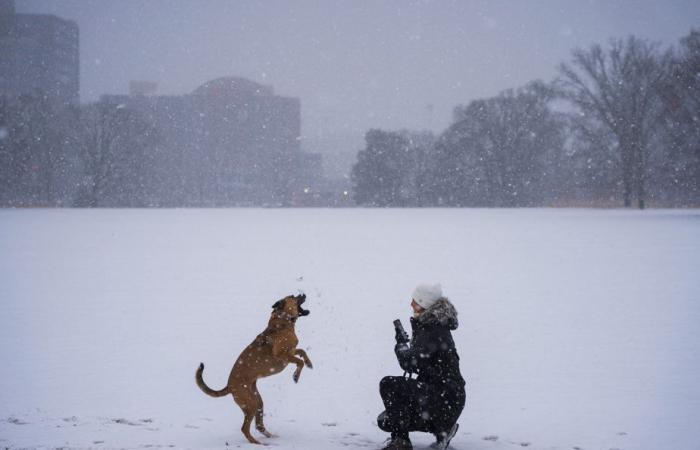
[[655, 29, 700, 205], [430, 81, 566, 207], [351, 129, 411, 206], [75, 99, 156, 207], [557, 36, 671, 209], [0, 94, 75, 206], [564, 112, 621, 205], [398, 130, 436, 206]]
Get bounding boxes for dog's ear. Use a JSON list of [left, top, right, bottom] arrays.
[[271, 299, 285, 310]]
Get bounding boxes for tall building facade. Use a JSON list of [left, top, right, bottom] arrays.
[[103, 77, 317, 206], [0, 0, 79, 105]]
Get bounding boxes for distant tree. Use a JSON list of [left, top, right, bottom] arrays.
[[0, 94, 75, 206], [351, 129, 411, 206], [0, 97, 28, 205], [429, 81, 566, 207], [424, 120, 479, 206], [75, 99, 157, 207], [557, 36, 671, 209], [397, 130, 436, 206], [564, 113, 622, 205], [655, 29, 700, 205]]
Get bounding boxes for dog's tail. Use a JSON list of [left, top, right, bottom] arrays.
[[196, 363, 230, 398]]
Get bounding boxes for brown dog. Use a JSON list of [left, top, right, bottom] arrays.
[[196, 294, 313, 445]]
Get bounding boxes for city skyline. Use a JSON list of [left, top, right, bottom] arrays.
[[12, 0, 700, 178], [17, 2, 699, 136]]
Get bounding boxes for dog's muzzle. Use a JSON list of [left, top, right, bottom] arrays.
[[296, 294, 310, 316]]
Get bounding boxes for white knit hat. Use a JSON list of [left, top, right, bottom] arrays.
[[412, 283, 443, 309]]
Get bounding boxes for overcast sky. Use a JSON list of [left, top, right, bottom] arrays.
[[17, 0, 700, 159]]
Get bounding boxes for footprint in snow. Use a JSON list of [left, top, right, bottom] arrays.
[[483, 435, 499, 441], [336, 433, 374, 447], [112, 418, 143, 426], [7, 417, 29, 425]]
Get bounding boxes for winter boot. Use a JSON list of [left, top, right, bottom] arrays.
[[430, 422, 459, 450], [380, 433, 413, 450]]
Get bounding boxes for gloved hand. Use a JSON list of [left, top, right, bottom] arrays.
[[395, 326, 409, 344], [394, 319, 410, 344]]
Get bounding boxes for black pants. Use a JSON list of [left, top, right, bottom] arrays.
[[378, 376, 465, 438]]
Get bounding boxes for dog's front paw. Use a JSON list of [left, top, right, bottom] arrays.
[[305, 359, 314, 369], [293, 369, 301, 383]]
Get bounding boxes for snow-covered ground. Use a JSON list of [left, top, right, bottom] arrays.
[[1, 208, 698, 450]]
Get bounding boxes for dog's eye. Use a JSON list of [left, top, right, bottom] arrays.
[[271, 300, 284, 310]]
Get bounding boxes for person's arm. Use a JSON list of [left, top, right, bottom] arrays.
[[394, 329, 437, 373]]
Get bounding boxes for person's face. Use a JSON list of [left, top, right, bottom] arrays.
[[411, 299, 424, 316]]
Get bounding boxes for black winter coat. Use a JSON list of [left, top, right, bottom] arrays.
[[394, 298, 465, 390]]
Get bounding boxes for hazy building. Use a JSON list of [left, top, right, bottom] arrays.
[[129, 80, 158, 97], [0, 0, 15, 15], [0, 0, 79, 105], [102, 76, 321, 206]]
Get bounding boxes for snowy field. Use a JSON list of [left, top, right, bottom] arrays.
[[1, 208, 699, 450]]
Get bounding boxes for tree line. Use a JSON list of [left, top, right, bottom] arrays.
[[0, 96, 157, 207], [1, 92, 313, 208], [2, 30, 698, 209], [351, 31, 700, 208]]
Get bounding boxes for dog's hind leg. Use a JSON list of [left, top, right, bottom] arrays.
[[252, 381, 273, 438], [231, 383, 262, 445]]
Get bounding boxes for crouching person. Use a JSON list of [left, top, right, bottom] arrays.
[[377, 284, 466, 450]]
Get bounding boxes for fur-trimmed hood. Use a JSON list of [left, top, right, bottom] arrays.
[[415, 297, 458, 330]]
